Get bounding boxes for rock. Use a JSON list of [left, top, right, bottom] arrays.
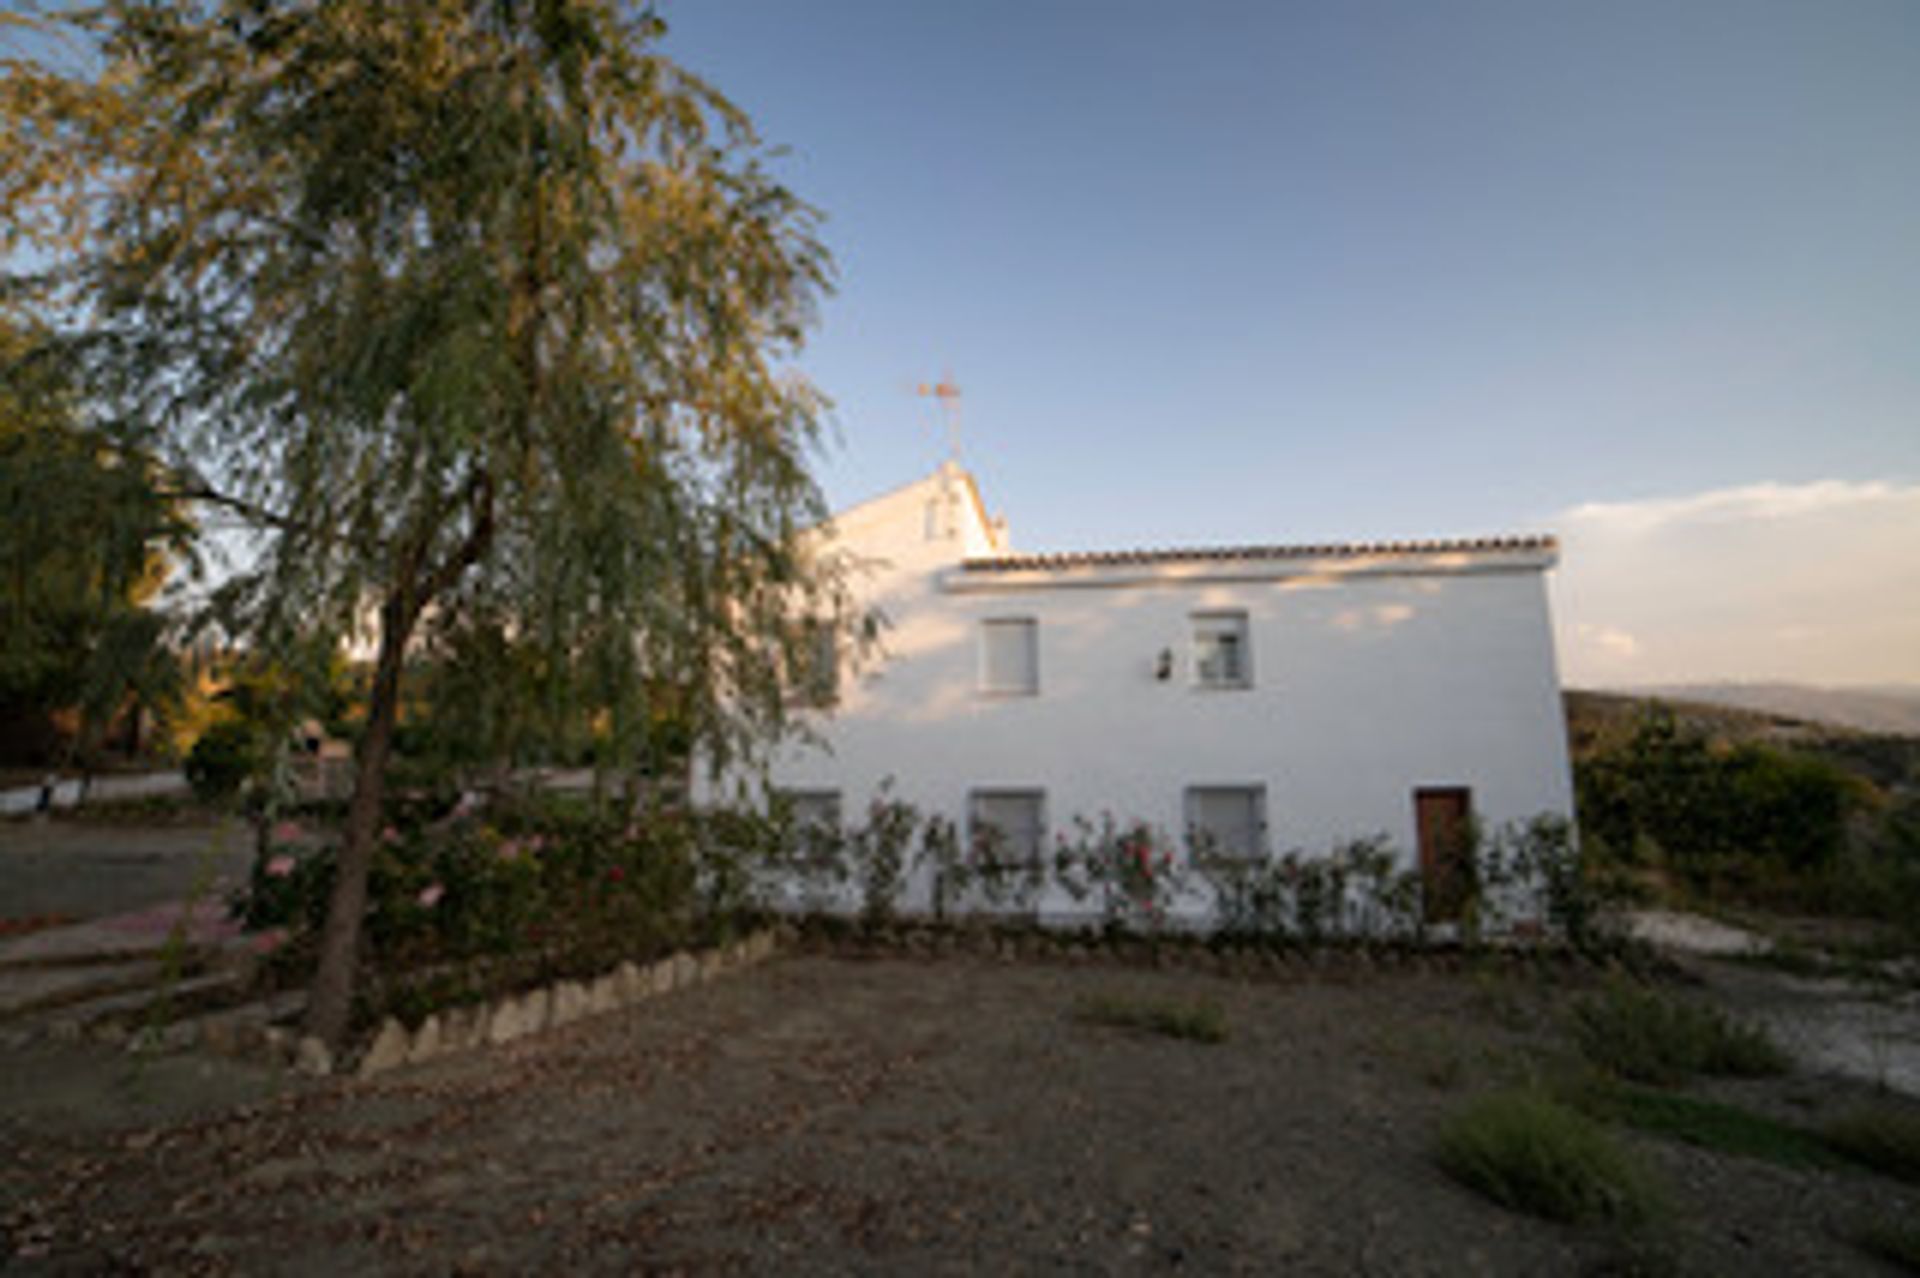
[[358, 1018, 410, 1077], [697, 951, 725, 983], [295, 1035, 333, 1076], [522, 987, 553, 1033], [587, 975, 620, 1016], [485, 997, 524, 1045], [647, 958, 676, 996], [614, 961, 644, 1003], [551, 980, 588, 1027], [670, 951, 697, 990], [406, 1014, 443, 1065], [440, 1006, 478, 1053]]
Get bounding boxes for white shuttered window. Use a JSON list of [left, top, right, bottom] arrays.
[[1193, 611, 1251, 689], [968, 790, 1046, 863], [1185, 785, 1266, 859], [979, 618, 1039, 695]]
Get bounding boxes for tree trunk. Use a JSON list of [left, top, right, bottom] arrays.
[[302, 595, 413, 1049]]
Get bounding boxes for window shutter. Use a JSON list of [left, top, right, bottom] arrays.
[[981, 619, 1038, 694]]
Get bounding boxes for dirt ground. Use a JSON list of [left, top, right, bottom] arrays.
[[3, 952, 1916, 1275]]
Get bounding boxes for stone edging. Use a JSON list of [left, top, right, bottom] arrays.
[[328, 929, 781, 1079]]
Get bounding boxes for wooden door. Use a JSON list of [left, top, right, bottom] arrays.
[[1415, 787, 1473, 923]]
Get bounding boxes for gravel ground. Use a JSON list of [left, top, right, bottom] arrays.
[[4, 953, 1917, 1275]]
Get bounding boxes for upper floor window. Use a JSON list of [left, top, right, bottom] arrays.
[[1192, 611, 1251, 689], [779, 788, 843, 834], [980, 617, 1038, 696]]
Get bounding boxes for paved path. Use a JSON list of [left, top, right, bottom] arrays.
[[0, 817, 252, 923], [0, 772, 187, 816]]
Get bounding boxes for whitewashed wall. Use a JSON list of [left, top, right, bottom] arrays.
[[710, 465, 1575, 916]]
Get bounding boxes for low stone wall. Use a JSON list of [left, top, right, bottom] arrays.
[[343, 928, 781, 1079]]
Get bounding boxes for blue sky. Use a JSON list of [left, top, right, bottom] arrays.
[[660, 1, 1920, 686]]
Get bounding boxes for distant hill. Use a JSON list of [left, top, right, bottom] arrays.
[[1619, 683, 1920, 737], [1563, 688, 1829, 759]]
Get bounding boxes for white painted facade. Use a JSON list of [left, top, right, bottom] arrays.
[[731, 463, 1575, 915]]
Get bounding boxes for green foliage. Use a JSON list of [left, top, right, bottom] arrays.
[[1823, 1104, 1920, 1184], [184, 719, 261, 803], [1572, 982, 1790, 1085], [13, 0, 849, 774], [1575, 706, 1861, 886], [0, 320, 190, 765], [235, 801, 745, 973], [1198, 836, 1417, 942], [1434, 1090, 1662, 1224], [1571, 1083, 1838, 1169], [1075, 991, 1228, 1044]]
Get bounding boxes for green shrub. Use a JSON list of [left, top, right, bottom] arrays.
[[1574, 707, 1862, 888], [1824, 1104, 1920, 1183], [1075, 992, 1228, 1044], [184, 719, 259, 802], [1572, 982, 1790, 1085], [1434, 1090, 1661, 1224]]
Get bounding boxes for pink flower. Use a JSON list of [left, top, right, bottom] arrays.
[[606, 866, 626, 884], [271, 820, 303, 844], [417, 882, 445, 908], [254, 928, 288, 954], [497, 839, 523, 863], [265, 855, 296, 879], [381, 825, 401, 845]]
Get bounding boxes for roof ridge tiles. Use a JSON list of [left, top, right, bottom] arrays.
[[961, 534, 1557, 572]]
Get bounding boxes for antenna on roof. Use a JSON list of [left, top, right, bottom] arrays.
[[914, 374, 962, 465]]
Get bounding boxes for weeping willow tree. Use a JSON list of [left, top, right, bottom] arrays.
[[7, 0, 849, 1048]]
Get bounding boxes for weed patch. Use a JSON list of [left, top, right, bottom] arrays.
[[1572, 983, 1789, 1085], [1824, 1104, 1920, 1184], [1075, 992, 1228, 1044], [1434, 1090, 1662, 1224], [1574, 1084, 1838, 1170]]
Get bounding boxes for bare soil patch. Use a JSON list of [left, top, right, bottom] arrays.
[[4, 954, 1916, 1273]]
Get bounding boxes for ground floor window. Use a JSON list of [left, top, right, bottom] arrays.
[[967, 789, 1046, 869], [1184, 785, 1267, 860]]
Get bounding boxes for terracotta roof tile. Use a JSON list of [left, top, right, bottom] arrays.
[[961, 534, 1557, 573]]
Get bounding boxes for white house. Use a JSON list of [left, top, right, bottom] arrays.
[[742, 461, 1575, 922]]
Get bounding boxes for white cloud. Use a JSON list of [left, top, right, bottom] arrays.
[[1550, 479, 1920, 688]]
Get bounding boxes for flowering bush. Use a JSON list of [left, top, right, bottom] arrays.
[[963, 821, 1047, 919], [1052, 814, 1184, 935]]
